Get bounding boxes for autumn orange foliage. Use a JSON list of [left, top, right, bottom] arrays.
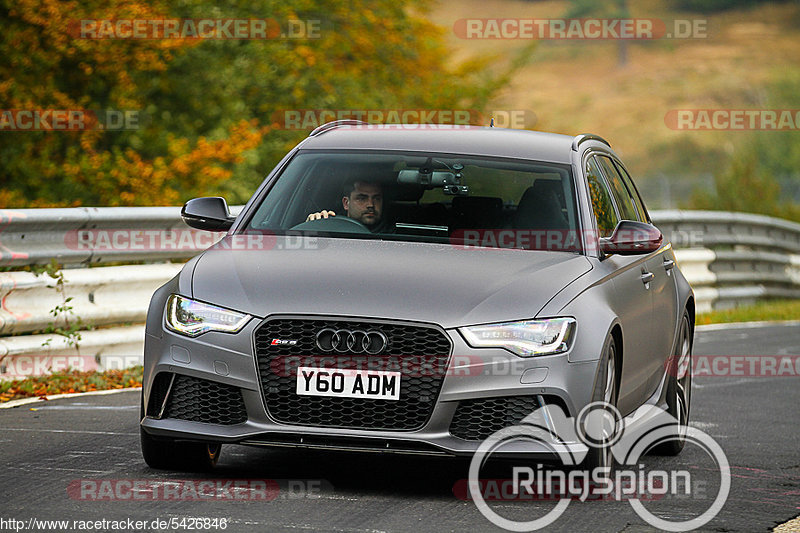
[[1, 0, 266, 207], [2, 0, 515, 208]]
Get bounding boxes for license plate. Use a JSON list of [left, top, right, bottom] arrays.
[[295, 367, 401, 400]]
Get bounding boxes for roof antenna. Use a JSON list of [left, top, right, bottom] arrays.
[[489, 117, 494, 127]]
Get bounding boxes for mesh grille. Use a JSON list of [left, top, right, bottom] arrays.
[[450, 395, 540, 441], [163, 374, 247, 425], [254, 318, 452, 431]]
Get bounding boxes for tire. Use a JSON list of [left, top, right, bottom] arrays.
[[652, 311, 693, 456], [140, 394, 221, 471], [581, 334, 619, 478]]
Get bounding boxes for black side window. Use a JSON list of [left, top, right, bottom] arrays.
[[597, 156, 640, 222], [613, 160, 649, 223], [585, 157, 619, 238]]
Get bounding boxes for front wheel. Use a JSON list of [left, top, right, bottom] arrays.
[[580, 335, 619, 477]]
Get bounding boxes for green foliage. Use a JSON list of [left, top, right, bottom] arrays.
[[689, 146, 800, 221], [564, 0, 630, 18], [632, 137, 727, 178], [688, 72, 800, 221], [670, 0, 789, 13], [744, 72, 800, 182], [31, 260, 86, 349], [689, 149, 782, 212]]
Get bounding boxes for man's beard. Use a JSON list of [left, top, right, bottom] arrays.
[[362, 211, 378, 226]]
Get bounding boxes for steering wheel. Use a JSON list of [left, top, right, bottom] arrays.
[[290, 215, 371, 234]]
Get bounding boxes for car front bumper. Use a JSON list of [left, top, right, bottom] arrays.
[[141, 316, 603, 458]]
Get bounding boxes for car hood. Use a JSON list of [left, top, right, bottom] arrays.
[[189, 236, 592, 329]]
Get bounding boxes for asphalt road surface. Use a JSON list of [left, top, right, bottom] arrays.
[[1, 323, 798, 533]]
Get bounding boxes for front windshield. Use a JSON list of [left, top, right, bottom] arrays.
[[244, 151, 582, 252]]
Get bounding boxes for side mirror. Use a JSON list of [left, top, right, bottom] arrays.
[[599, 220, 663, 256], [181, 197, 235, 231]]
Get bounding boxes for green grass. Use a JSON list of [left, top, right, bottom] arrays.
[[697, 299, 800, 325]]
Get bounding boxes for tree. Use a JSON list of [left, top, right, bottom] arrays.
[[1, 0, 524, 207], [688, 73, 800, 222]]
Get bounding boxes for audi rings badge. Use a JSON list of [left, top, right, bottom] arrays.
[[315, 328, 388, 354]]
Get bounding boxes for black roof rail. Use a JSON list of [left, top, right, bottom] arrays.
[[571, 133, 611, 151], [309, 119, 370, 137]]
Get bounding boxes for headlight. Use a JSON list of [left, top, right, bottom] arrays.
[[459, 318, 576, 357], [165, 294, 250, 337]]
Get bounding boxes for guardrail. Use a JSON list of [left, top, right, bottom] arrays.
[[1, 207, 798, 379], [652, 209, 800, 252], [652, 210, 800, 313], [0, 206, 241, 266]]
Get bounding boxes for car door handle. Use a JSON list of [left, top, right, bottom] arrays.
[[641, 271, 655, 284], [663, 258, 675, 271]]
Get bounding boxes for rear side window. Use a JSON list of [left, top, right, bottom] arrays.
[[596, 156, 640, 222], [585, 157, 619, 238], [613, 160, 649, 223]]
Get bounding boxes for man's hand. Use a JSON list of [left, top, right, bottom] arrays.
[[306, 210, 337, 221]]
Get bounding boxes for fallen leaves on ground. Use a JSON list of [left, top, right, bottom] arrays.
[[0, 366, 143, 403]]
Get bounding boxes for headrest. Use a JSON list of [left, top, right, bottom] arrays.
[[451, 196, 503, 213]]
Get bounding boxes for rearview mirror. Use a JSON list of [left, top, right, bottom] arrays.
[[181, 197, 236, 231], [397, 169, 469, 195], [599, 220, 663, 256]]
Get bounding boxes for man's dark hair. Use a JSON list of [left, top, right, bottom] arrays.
[[342, 180, 381, 198]]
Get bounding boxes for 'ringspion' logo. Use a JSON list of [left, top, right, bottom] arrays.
[[467, 402, 730, 531]]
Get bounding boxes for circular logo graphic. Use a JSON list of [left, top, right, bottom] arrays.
[[467, 403, 731, 532], [575, 401, 623, 449], [468, 423, 578, 532]]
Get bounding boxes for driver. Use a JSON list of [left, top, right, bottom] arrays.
[[306, 180, 388, 232]]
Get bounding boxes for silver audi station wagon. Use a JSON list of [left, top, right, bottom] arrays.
[[140, 121, 694, 471]]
